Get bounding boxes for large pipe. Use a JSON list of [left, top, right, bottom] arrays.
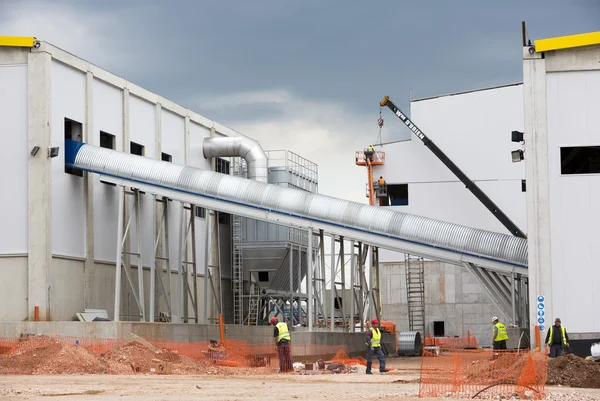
[[65, 141, 528, 269], [202, 136, 268, 183]]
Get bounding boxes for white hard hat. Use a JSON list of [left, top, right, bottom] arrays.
[[492, 316, 498, 322]]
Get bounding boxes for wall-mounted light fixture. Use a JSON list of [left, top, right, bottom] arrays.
[[48, 147, 60, 158], [511, 130, 524, 143], [30, 146, 40, 156], [511, 149, 524, 163]]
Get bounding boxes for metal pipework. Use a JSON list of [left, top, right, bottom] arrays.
[[202, 136, 268, 183]]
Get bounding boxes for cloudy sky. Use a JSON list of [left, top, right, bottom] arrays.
[[2, 0, 598, 202]]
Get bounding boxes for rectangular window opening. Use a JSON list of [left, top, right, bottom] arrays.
[[100, 131, 116, 186], [130, 141, 145, 156], [433, 321, 445, 337], [385, 184, 408, 206], [194, 206, 206, 219], [258, 271, 269, 282], [560, 146, 600, 175], [334, 296, 343, 310], [216, 158, 230, 175], [521, 179, 526, 192], [162, 152, 172, 163], [64, 118, 83, 177]]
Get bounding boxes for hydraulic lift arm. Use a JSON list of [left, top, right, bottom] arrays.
[[380, 96, 526, 238]]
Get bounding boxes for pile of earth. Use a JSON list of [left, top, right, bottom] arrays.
[[546, 354, 600, 388]]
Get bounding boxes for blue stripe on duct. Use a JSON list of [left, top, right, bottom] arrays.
[[65, 139, 85, 168]]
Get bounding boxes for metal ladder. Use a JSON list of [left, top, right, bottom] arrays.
[[246, 282, 260, 326], [405, 254, 425, 334], [232, 157, 246, 325]]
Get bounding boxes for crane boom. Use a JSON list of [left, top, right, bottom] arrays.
[[380, 96, 526, 238]]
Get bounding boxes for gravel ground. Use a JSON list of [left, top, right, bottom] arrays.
[[0, 358, 598, 401]]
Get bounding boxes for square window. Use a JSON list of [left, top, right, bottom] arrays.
[[162, 152, 172, 162]]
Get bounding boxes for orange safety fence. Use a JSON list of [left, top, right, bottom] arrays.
[[424, 332, 479, 349], [419, 348, 548, 399], [0, 335, 363, 375]]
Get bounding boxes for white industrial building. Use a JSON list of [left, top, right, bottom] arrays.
[[375, 31, 600, 354], [0, 37, 321, 327], [2, 30, 596, 357], [376, 83, 528, 346]]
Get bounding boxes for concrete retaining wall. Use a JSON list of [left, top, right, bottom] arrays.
[[0, 322, 395, 357]]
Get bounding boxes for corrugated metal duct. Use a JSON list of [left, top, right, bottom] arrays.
[[66, 141, 528, 270], [202, 136, 268, 183]]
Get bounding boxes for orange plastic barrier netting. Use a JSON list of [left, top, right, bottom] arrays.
[[0, 335, 361, 375], [419, 348, 548, 399], [424, 334, 479, 349]]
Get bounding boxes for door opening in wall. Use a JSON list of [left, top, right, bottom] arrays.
[[380, 184, 409, 206], [64, 118, 83, 177], [433, 321, 445, 337]]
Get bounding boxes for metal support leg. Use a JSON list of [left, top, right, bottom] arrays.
[[114, 187, 125, 321], [134, 191, 145, 322], [330, 235, 335, 332], [307, 228, 313, 330], [349, 240, 355, 333], [319, 229, 327, 326], [340, 237, 347, 331], [203, 209, 210, 324], [289, 244, 293, 327]]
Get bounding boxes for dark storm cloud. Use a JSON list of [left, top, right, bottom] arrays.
[[2, 0, 598, 200]]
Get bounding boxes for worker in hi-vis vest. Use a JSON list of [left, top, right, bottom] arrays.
[[270, 316, 293, 373], [492, 316, 509, 350], [365, 319, 390, 374], [545, 317, 569, 358]]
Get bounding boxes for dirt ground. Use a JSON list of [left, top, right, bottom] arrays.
[[1, 358, 600, 401]]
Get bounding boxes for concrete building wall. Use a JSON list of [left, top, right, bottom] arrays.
[[92, 79, 123, 262], [380, 261, 507, 347], [0, 63, 28, 254], [51, 61, 86, 258], [0, 41, 262, 323], [546, 70, 600, 333], [0, 257, 28, 321]]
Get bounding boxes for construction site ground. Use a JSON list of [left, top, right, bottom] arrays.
[[1, 357, 600, 401]]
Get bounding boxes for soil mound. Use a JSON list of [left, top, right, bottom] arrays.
[[0, 336, 104, 374], [547, 354, 600, 388]]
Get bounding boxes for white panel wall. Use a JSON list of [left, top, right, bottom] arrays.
[[188, 122, 212, 170], [93, 79, 123, 262], [189, 122, 212, 274], [51, 61, 86, 257], [162, 110, 186, 271], [0, 65, 28, 254], [546, 70, 600, 333], [377, 85, 526, 262], [128, 95, 156, 267]]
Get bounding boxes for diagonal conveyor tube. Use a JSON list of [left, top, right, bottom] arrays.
[[65, 140, 528, 274]]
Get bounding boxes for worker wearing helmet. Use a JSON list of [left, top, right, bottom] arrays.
[[364, 144, 374, 161], [270, 316, 293, 373], [492, 316, 509, 350], [365, 318, 389, 374]]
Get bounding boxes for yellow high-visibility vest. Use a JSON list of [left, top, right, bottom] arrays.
[[367, 327, 381, 348], [276, 322, 291, 343], [547, 326, 567, 346], [494, 323, 509, 342]]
